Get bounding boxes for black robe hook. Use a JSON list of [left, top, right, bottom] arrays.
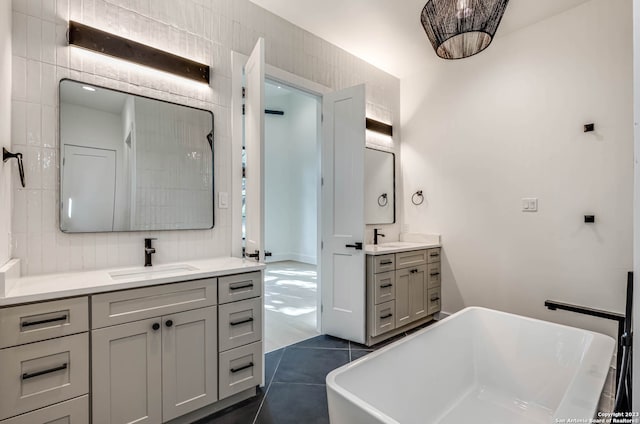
[[3, 147, 25, 188]]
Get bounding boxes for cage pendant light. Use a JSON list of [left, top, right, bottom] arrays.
[[421, 0, 510, 59]]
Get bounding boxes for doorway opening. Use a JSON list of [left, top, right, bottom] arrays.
[[261, 80, 321, 352]]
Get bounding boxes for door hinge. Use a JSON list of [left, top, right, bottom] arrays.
[[321, 177, 324, 186], [321, 241, 324, 250], [321, 113, 324, 123], [242, 87, 246, 98], [242, 104, 245, 115], [321, 304, 323, 313], [242, 166, 246, 178], [62, 157, 65, 166]]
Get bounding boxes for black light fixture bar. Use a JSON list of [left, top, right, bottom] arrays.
[[68, 21, 210, 84], [366, 118, 393, 137]]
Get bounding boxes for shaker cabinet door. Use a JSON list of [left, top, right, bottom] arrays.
[[162, 306, 218, 422], [92, 319, 162, 424]]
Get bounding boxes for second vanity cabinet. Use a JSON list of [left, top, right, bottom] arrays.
[[366, 248, 441, 346]]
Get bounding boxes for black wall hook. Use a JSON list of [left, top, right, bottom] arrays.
[[3, 147, 25, 188]]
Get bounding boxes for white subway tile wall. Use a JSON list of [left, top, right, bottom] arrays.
[[10, 0, 400, 275]]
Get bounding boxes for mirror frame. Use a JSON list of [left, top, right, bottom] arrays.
[[365, 147, 396, 225], [58, 78, 215, 233]]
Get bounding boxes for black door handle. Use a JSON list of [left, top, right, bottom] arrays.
[[345, 242, 363, 250]]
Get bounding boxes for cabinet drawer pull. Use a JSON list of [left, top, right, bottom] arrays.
[[229, 283, 254, 291], [430, 296, 440, 302], [430, 253, 440, 257], [380, 313, 393, 319], [230, 317, 254, 326], [230, 362, 254, 373], [380, 283, 393, 288], [22, 363, 68, 380], [430, 272, 440, 277], [21, 314, 68, 327], [380, 260, 392, 265]]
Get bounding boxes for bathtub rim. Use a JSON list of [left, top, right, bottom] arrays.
[[326, 306, 616, 423]]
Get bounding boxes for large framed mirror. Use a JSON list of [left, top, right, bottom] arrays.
[[59, 79, 214, 233], [365, 148, 395, 224]]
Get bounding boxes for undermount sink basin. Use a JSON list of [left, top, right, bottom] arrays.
[[376, 242, 412, 248], [109, 264, 199, 280]]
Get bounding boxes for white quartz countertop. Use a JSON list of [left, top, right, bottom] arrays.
[[365, 241, 441, 255], [0, 257, 265, 306]]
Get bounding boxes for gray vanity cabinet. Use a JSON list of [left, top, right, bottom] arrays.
[[366, 248, 441, 346], [91, 279, 220, 424]]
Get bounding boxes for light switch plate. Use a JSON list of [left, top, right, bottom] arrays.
[[218, 192, 229, 209], [522, 198, 538, 212]]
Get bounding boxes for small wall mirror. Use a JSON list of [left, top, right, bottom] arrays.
[[59, 79, 214, 233], [365, 148, 395, 224]]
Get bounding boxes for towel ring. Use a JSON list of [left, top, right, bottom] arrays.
[[377, 193, 388, 207], [411, 190, 424, 206]]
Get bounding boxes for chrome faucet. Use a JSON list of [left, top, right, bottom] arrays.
[[144, 238, 157, 267], [373, 229, 385, 245]]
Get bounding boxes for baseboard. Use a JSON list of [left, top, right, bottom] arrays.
[[265, 253, 317, 266], [166, 387, 257, 424]]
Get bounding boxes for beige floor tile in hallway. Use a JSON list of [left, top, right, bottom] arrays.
[[264, 261, 320, 352]]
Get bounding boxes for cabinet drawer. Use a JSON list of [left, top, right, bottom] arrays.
[[427, 288, 441, 316], [372, 301, 395, 337], [218, 272, 262, 304], [219, 298, 262, 352], [0, 333, 89, 420], [373, 255, 395, 273], [373, 272, 395, 304], [91, 278, 217, 329], [427, 248, 441, 264], [0, 395, 88, 424], [395, 250, 427, 269], [219, 341, 263, 400], [0, 297, 88, 349], [427, 262, 441, 289]]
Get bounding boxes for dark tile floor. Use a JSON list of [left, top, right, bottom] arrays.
[[195, 321, 434, 424]]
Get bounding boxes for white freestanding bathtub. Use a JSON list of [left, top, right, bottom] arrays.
[[326, 307, 615, 424]]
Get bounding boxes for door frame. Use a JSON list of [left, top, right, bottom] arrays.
[[231, 50, 330, 333]]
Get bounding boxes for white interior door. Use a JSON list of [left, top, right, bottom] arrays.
[[61, 144, 116, 232], [321, 84, 366, 343], [244, 38, 265, 262]]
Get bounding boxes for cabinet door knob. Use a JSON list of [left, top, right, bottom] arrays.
[[165, 320, 174, 328], [152, 323, 160, 331]]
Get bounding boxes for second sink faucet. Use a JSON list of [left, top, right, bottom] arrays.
[[144, 238, 157, 267], [373, 229, 385, 245]]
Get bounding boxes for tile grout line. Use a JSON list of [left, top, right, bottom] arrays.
[[251, 346, 287, 424]]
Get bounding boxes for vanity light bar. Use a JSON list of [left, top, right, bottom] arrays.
[[366, 118, 393, 137], [67, 21, 210, 84]]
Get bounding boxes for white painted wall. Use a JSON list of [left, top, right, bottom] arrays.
[[0, 0, 11, 266], [264, 89, 318, 264], [402, 0, 633, 339], [633, 0, 640, 410], [10, 0, 399, 275]]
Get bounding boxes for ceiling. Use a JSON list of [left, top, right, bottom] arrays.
[[250, 0, 591, 78], [60, 81, 127, 115]]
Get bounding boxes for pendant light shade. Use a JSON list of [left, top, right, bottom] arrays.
[[421, 0, 510, 60]]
